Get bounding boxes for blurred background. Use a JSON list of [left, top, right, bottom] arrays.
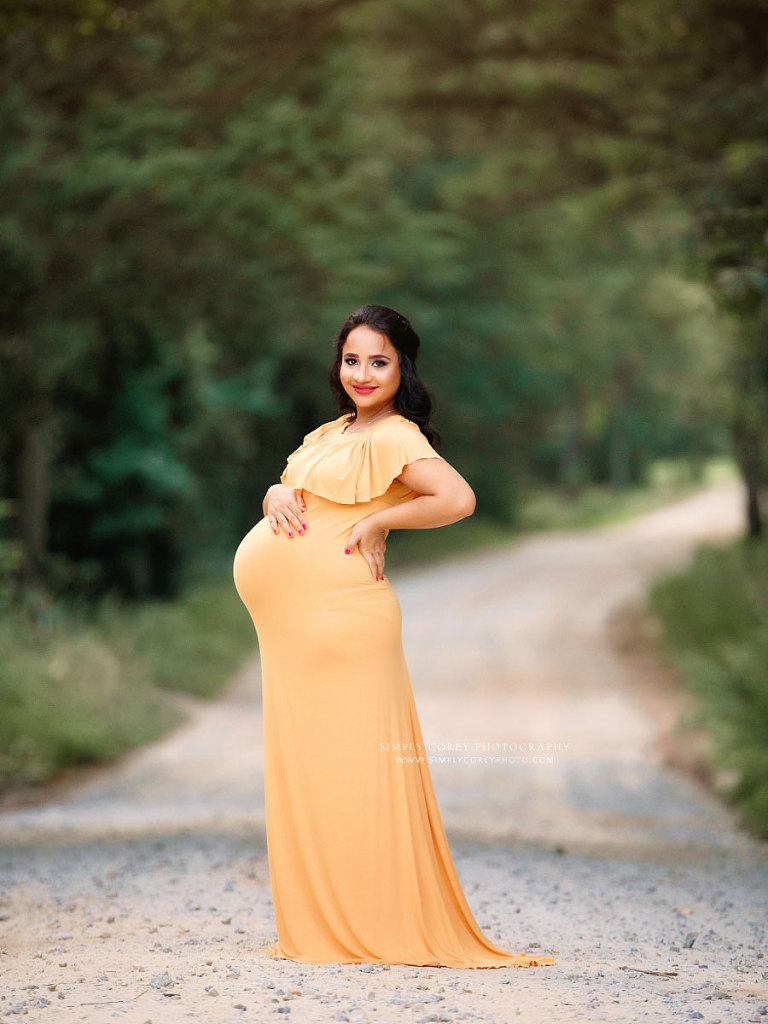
[[0, 0, 766, 832]]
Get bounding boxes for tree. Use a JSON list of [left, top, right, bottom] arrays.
[[348, 0, 768, 532]]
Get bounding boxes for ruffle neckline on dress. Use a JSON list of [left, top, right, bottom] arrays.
[[279, 413, 443, 505]]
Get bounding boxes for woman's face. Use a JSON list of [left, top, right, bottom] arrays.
[[340, 325, 401, 417]]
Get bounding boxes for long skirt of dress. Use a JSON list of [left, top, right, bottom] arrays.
[[233, 489, 554, 968]]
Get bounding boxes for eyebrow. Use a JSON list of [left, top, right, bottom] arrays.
[[343, 352, 391, 359]]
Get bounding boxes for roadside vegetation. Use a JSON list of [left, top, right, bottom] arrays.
[[0, 581, 255, 792], [649, 538, 768, 839]]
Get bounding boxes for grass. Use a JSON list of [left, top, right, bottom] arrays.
[[0, 581, 256, 792], [648, 537, 768, 840]]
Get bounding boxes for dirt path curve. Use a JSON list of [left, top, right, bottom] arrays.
[[1, 481, 767, 1024]]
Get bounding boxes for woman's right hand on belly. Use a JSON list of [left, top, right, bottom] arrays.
[[264, 484, 308, 538]]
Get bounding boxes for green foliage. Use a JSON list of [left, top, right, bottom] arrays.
[[0, 580, 256, 790], [649, 539, 768, 838], [0, 0, 758, 605], [0, 0, 419, 594], [355, 0, 767, 521]]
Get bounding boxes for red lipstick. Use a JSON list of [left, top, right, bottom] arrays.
[[353, 386, 376, 394]]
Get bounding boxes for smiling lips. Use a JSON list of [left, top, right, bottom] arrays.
[[353, 385, 376, 394]]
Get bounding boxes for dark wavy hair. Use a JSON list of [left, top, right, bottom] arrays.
[[328, 304, 440, 447]]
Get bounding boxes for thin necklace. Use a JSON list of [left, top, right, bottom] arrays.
[[342, 406, 398, 434]]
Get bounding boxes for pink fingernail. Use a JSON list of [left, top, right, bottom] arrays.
[[344, 548, 350, 554], [302, 523, 307, 529], [273, 528, 278, 534], [288, 531, 293, 537]]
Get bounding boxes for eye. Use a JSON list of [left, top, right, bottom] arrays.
[[343, 357, 357, 365], [373, 359, 388, 367]]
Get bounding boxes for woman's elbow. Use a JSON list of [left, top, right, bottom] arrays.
[[455, 485, 476, 520]]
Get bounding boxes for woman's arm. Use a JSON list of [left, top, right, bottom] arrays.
[[344, 458, 475, 579], [381, 458, 475, 529]]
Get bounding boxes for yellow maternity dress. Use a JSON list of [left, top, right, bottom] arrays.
[[232, 412, 555, 968]]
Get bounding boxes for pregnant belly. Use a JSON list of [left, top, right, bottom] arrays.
[[233, 494, 397, 635]]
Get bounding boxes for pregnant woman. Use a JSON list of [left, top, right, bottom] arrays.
[[233, 304, 555, 969]]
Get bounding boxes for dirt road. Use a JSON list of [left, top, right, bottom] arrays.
[[1, 481, 766, 1023]]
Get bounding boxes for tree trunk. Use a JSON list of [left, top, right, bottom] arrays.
[[730, 374, 765, 540], [608, 406, 630, 489], [731, 423, 764, 540], [745, 477, 763, 540], [560, 390, 586, 496], [608, 359, 636, 490], [18, 418, 51, 585]]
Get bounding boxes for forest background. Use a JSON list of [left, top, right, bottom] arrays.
[[1, 0, 766, 829]]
